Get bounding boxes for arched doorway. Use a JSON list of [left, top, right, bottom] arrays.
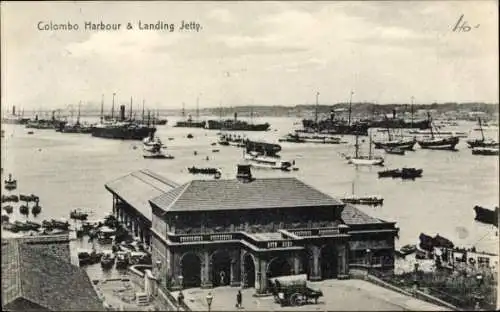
[[320, 245, 337, 279], [243, 253, 256, 288], [181, 253, 201, 288], [267, 256, 292, 278], [212, 250, 232, 287]]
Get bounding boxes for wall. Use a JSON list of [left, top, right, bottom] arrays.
[[18, 234, 71, 263]]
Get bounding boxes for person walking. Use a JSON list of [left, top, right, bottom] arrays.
[[236, 289, 242, 309]]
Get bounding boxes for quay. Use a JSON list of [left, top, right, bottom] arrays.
[[104, 165, 399, 295]]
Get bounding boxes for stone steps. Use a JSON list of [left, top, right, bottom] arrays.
[[136, 292, 149, 306]]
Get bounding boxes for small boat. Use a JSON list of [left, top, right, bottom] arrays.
[[100, 250, 116, 269], [14, 221, 36, 231], [4, 174, 17, 190], [19, 194, 39, 202], [78, 249, 102, 266], [25, 220, 41, 231], [115, 251, 129, 269], [70, 209, 89, 221], [401, 168, 423, 179], [1, 195, 19, 203], [97, 226, 116, 244], [384, 147, 405, 155], [472, 147, 499, 156], [399, 244, 417, 256], [341, 195, 384, 206], [3, 222, 19, 233], [243, 152, 295, 171], [378, 169, 401, 178], [187, 167, 222, 175], [31, 204, 42, 216], [19, 205, 29, 216], [42, 218, 70, 231], [473, 205, 499, 227], [143, 151, 174, 159], [187, 133, 194, 139], [2, 214, 10, 223], [212, 149, 220, 153], [142, 135, 164, 147], [27, 131, 34, 135], [467, 118, 499, 148], [143, 141, 174, 159], [346, 134, 384, 166], [2, 205, 13, 214], [416, 114, 460, 150]]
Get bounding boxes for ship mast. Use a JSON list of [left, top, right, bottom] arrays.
[[111, 92, 116, 120], [77, 101, 81, 125], [196, 95, 200, 121], [354, 134, 359, 158], [142, 99, 145, 122], [129, 97, 133, 120], [100, 94, 104, 123], [315, 92, 320, 130], [348, 90, 354, 126], [411, 96, 415, 129], [478, 117, 485, 141], [182, 102, 186, 118]]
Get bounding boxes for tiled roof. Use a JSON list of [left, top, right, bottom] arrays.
[[150, 177, 344, 212], [105, 169, 180, 221], [1, 238, 104, 311], [341, 204, 382, 225]]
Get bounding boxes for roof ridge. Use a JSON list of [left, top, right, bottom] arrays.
[[140, 169, 180, 187], [131, 171, 172, 193], [164, 181, 192, 212]]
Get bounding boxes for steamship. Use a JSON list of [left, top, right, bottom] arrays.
[[91, 105, 155, 140]]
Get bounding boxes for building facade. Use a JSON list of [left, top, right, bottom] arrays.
[[144, 166, 398, 294]]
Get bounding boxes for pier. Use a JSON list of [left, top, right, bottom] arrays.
[[105, 169, 179, 249]]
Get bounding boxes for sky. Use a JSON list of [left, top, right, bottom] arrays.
[[1, 1, 498, 111]]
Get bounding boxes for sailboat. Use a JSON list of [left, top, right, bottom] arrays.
[[466, 118, 498, 148], [373, 118, 416, 150], [416, 113, 459, 150], [341, 181, 384, 206], [346, 134, 384, 166]]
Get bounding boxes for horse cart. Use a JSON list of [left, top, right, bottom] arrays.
[[269, 274, 323, 307]]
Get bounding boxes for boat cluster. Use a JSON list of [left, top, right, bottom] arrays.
[[340, 195, 384, 206], [2, 218, 69, 234], [378, 168, 423, 179], [187, 166, 222, 179]]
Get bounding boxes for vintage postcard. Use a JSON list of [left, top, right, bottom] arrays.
[[1, 1, 498, 311]]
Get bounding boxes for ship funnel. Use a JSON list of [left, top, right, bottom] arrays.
[[392, 109, 396, 119], [120, 105, 126, 121], [236, 164, 253, 182], [12, 106, 16, 116], [234, 112, 238, 122]]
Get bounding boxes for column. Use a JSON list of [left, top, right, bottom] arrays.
[[256, 259, 268, 294], [307, 246, 322, 281], [337, 243, 349, 279], [201, 251, 213, 288], [231, 255, 243, 287], [293, 254, 300, 275]]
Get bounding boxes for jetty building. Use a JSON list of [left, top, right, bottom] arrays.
[[106, 166, 398, 294]]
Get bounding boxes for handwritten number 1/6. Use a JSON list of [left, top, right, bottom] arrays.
[[453, 14, 480, 32]]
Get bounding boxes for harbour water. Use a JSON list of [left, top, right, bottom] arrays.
[[2, 117, 499, 262]]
